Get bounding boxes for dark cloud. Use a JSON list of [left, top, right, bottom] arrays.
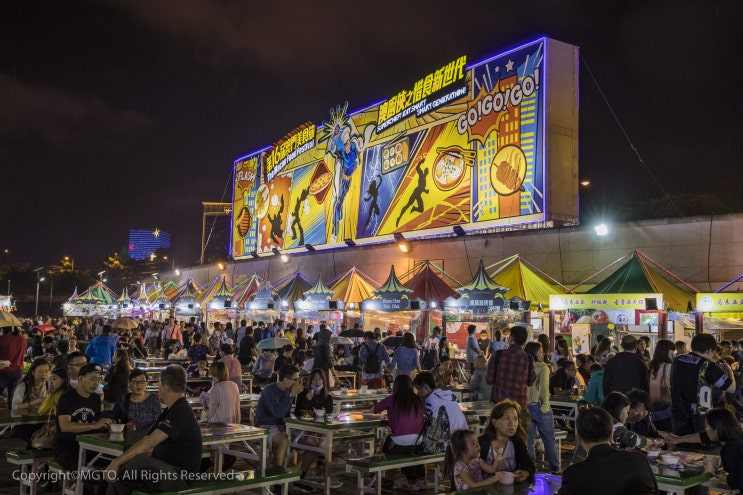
[[0, 72, 150, 145]]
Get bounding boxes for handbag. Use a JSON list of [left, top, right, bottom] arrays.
[[30, 412, 56, 449]]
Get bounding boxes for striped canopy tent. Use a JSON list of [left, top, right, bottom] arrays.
[[75, 281, 118, 305], [487, 254, 570, 310], [400, 260, 461, 304], [133, 283, 151, 308], [197, 276, 236, 310], [171, 278, 203, 316], [327, 267, 380, 306], [576, 250, 698, 312], [233, 274, 264, 308], [161, 281, 180, 301], [272, 272, 313, 307]]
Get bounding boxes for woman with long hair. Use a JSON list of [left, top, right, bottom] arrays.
[[38, 368, 71, 415], [12, 358, 51, 414], [524, 342, 560, 473], [293, 369, 339, 490], [550, 338, 573, 368], [109, 368, 160, 430], [648, 339, 675, 431], [103, 348, 131, 405], [390, 332, 421, 378], [12, 358, 51, 442], [373, 374, 426, 490], [476, 400, 535, 483], [705, 407, 743, 491], [593, 335, 613, 365]]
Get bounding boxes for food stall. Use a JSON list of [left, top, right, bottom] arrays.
[[198, 276, 237, 327], [62, 282, 119, 319], [694, 292, 743, 341], [243, 279, 282, 325], [172, 278, 203, 322], [327, 267, 380, 332], [441, 260, 526, 356], [293, 277, 345, 325], [271, 271, 313, 323], [360, 266, 427, 338], [401, 260, 461, 343]]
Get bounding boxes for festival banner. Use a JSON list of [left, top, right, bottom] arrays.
[[549, 294, 663, 311], [232, 38, 578, 259]]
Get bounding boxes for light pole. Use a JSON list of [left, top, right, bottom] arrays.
[[33, 267, 45, 316]]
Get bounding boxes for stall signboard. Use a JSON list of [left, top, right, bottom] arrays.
[[549, 294, 663, 311], [696, 293, 743, 312], [232, 38, 579, 258]]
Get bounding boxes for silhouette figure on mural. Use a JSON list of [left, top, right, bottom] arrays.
[[363, 175, 382, 232], [268, 195, 285, 244], [290, 187, 310, 245], [396, 159, 429, 227]]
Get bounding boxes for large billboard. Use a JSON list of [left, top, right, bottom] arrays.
[[232, 38, 579, 259]]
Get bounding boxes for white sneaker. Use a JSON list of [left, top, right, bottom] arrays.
[[327, 477, 342, 489]]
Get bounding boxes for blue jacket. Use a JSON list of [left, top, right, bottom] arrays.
[[85, 334, 117, 367], [391, 346, 421, 375]]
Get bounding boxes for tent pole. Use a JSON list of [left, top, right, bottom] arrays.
[[548, 310, 556, 353], [694, 311, 703, 336]]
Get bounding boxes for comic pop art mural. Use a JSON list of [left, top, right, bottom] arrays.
[[232, 38, 579, 259]]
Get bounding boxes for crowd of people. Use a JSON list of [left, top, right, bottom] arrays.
[[2, 314, 743, 493]]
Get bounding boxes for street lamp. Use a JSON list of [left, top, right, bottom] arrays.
[[97, 270, 107, 283], [64, 256, 75, 271], [33, 267, 45, 316]]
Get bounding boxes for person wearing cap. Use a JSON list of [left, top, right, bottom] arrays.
[[602, 335, 649, 396], [55, 363, 115, 470], [105, 365, 202, 494]]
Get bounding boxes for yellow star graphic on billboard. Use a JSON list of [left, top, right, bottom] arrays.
[[153, 228, 160, 238]]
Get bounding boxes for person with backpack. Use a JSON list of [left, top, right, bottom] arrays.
[[359, 331, 391, 390]]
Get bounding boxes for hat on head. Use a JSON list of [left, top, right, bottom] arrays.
[[78, 363, 103, 377], [621, 335, 637, 346]]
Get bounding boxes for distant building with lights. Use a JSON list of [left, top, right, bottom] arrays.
[[128, 229, 171, 260]]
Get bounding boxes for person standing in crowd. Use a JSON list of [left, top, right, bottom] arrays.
[[671, 333, 736, 437], [103, 348, 131, 405], [360, 331, 391, 390], [219, 343, 244, 391], [487, 325, 536, 420], [255, 365, 305, 469], [466, 325, 483, 373], [524, 342, 560, 474], [648, 339, 675, 431], [187, 333, 210, 364], [104, 365, 201, 495], [602, 335, 649, 395], [238, 327, 257, 366], [468, 355, 491, 402], [593, 336, 613, 365], [675, 340, 688, 356], [550, 337, 573, 369], [86, 325, 117, 368], [489, 329, 509, 355], [0, 325, 27, 409], [420, 326, 440, 371], [55, 364, 114, 470], [390, 332, 421, 378], [558, 408, 657, 495], [637, 336, 651, 362]]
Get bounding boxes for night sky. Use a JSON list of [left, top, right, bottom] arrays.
[[3, 1, 742, 270]]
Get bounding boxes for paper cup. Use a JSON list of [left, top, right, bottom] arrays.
[[646, 450, 659, 461], [501, 472, 514, 485]]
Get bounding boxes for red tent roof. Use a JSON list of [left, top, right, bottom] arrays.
[[403, 261, 460, 302]]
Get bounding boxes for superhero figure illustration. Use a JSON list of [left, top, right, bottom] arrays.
[[363, 175, 382, 232], [268, 195, 285, 244], [333, 138, 359, 236], [290, 187, 310, 246], [396, 159, 430, 227]]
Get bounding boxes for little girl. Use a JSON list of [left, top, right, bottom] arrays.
[[448, 429, 506, 490]]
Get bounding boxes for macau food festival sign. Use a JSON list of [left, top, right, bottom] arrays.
[[232, 38, 579, 259]]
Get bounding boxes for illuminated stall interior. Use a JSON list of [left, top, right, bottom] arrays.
[[328, 266, 380, 331]]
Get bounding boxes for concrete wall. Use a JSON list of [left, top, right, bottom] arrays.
[[178, 213, 743, 293]]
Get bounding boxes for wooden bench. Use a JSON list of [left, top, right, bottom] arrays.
[[345, 452, 446, 495], [130, 466, 300, 495], [6, 449, 55, 495]]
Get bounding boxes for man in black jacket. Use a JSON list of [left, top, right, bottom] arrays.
[[559, 408, 657, 495], [602, 335, 649, 395]]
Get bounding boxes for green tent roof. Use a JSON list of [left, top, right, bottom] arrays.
[[584, 251, 698, 312]]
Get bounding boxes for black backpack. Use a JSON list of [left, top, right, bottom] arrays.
[[363, 343, 381, 374], [422, 347, 437, 370]]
